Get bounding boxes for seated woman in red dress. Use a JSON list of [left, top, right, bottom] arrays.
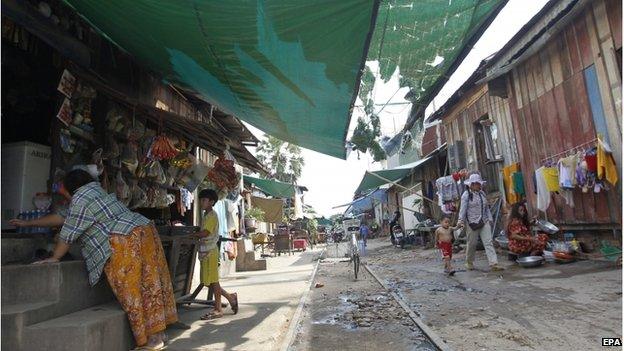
[[506, 202, 549, 256]]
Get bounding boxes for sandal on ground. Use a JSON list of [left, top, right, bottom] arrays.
[[200, 311, 223, 320], [231, 293, 239, 315], [131, 344, 167, 351], [490, 265, 504, 272]]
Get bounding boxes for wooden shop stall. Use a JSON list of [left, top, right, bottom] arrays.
[[1, 0, 264, 302]]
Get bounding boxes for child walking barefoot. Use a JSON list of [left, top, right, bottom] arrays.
[[435, 216, 457, 275]]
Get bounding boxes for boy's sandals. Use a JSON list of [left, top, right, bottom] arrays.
[[200, 311, 223, 320], [231, 293, 239, 315]]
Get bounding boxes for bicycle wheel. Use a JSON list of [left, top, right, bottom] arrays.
[[353, 253, 360, 280]]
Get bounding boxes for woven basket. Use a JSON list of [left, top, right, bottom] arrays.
[[252, 233, 269, 244]]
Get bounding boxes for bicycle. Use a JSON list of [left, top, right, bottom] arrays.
[[348, 229, 361, 280]]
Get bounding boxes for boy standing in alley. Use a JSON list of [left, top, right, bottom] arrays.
[[196, 189, 238, 320], [435, 216, 456, 275]]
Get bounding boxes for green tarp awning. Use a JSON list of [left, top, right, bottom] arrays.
[[63, 0, 378, 159], [63, 1, 504, 159], [368, 0, 506, 107], [354, 155, 434, 194], [244, 175, 295, 198]]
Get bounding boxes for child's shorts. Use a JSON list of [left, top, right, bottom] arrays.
[[438, 241, 452, 258]]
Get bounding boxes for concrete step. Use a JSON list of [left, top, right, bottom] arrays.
[[1, 301, 57, 350], [1, 261, 115, 350], [2, 263, 61, 304], [236, 240, 267, 272], [1, 261, 114, 305], [23, 302, 133, 351], [1, 235, 49, 265]]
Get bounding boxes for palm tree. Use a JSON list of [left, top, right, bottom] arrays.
[[255, 135, 305, 183]]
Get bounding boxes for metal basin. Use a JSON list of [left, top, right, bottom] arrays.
[[536, 220, 559, 234], [495, 236, 509, 249], [516, 256, 545, 268]]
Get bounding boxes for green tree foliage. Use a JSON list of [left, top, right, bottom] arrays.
[[256, 135, 305, 183], [350, 115, 386, 162]]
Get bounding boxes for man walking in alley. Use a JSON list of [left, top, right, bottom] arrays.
[[457, 174, 503, 271], [359, 222, 370, 247]]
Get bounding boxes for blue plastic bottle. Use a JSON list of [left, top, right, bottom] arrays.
[[30, 210, 35, 234], [17, 212, 24, 234], [35, 210, 40, 233]]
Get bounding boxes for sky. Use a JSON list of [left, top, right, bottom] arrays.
[[245, 0, 549, 218]]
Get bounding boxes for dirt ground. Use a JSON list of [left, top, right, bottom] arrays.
[[365, 238, 622, 351], [290, 242, 437, 351]]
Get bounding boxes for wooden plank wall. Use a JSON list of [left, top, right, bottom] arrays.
[[506, 0, 622, 226], [443, 89, 486, 171], [488, 94, 519, 164], [440, 83, 519, 198]]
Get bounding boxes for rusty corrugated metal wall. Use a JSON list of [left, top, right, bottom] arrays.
[[506, 0, 622, 227], [421, 123, 446, 156]]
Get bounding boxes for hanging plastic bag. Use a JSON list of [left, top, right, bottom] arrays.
[[144, 186, 156, 208], [129, 181, 147, 209], [103, 134, 120, 160], [183, 158, 210, 193], [121, 142, 139, 174], [155, 161, 167, 185], [115, 171, 130, 204], [152, 188, 169, 208], [126, 119, 145, 141], [139, 134, 154, 161], [135, 159, 148, 179], [145, 160, 167, 184], [106, 107, 123, 131]]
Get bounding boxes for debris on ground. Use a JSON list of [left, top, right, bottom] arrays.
[[291, 246, 437, 351], [366, 239, 622, 351], [496, 329, 532, 347]]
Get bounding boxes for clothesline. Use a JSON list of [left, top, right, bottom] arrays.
[[540, 138, 598, 163]]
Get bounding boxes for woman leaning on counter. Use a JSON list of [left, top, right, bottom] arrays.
[[24, 169, 177, 350]]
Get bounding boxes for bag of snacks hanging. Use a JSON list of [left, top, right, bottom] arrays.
[[103, 134, 120, 160], [121, 142, 139, 174], [115, 171, 130, 205], [126, 119, 145, 141], [146, 160, 167, 184], [106, 107, 123, 131], [129, 181, 147, 209]]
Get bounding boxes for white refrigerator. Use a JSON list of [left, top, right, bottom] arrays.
[[1, 142, 52, 230]]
